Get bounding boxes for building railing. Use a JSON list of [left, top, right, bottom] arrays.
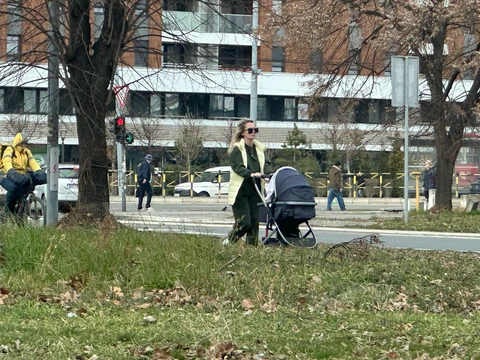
[[162, 11, 252, 34]]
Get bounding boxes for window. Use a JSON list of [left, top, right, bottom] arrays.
[[272, 46, 285, 72], [24, 89, 36, 113], [464, 32, 476, 80], [257, 97, 267, 120], [93, 7, 104, 43], [209, 95, 235, 117], [348, 19, 362, 75], [310, 49, 323, 72], [150, 94, 162, 116], [284, 98, 295, 120], [7, 4, 22, 60], [165, 93, 180, 117], [298, 101, 308, 121], [220, 0, 253, 15], [354, 100, 369, 123], [269, 97, 284, 120], [0, 89, 4, 113], [39, 90, 48, 114], [137, 0, 149, 11], [134, 14, 149, 67], [224, 96, 234, 117], [218, 46, 251, 69], [384, 50, 395, 76], [4, 87, 23, 113], [134, 40, 149, 67], [59, 89, 75, 115], [164, 0, 197, 11], [129, 92, 150, 116], [163, 43, 196, 66], [209, 95, 224, 117]]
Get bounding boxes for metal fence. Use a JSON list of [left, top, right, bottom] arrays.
[[108, 169, 478, 199]]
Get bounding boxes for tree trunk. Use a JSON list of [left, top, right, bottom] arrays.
[[64, 0, 127, 220], [433, 115, 463, 210]]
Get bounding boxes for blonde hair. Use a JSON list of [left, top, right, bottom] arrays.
[[227, 118, 254, 154]]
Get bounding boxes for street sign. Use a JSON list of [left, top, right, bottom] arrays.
[[113, 85, 129, 110], [391, 56, 419, 108]]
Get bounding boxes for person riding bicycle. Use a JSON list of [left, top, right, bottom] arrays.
[[0, 133, 46, 214]]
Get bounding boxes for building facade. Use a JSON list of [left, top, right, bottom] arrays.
[[0, 0, 478, 171]]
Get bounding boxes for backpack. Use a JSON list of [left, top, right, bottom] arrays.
[[0, 144, 15, 171]]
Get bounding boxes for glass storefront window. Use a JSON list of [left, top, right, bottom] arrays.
[[150, 94, 162, 116], [224, 96, 234, 117], [39, 90, 48, 114], [284, 98, 295, 120], [165, 93, 179, 117], [209, 95, 223, 117], [24, 89, 36, 113], [257, 97, 267, 120]]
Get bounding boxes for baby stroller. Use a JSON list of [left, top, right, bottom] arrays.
[[256, 167, 318, 248]]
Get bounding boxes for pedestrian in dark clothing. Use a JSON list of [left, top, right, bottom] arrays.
[[137, 154, 153, 211], [423, 160, 436, 202], [356, 171, 368, 198], [327, 160, 346, 211], [223, 119, 272, 246]]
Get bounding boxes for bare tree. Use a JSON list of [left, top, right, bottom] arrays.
[[4, 113, 44, 142], [129, 116, 165, 155], [262, 0, 480, 210], [174, 117, 205, 173], [0, 0, 246, 219]]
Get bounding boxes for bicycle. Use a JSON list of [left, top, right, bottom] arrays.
[[3, 174, 47, 227]]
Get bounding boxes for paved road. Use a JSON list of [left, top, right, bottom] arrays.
[[111, 198, 480, 252]]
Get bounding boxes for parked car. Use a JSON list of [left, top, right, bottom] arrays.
[[35, 164, 79, 211], [174, 166, 231, 197], [469, 179, 480, 195]]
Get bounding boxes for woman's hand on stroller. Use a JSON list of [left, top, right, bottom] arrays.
[[250, 172, 262, 178]]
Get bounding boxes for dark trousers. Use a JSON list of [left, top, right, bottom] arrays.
[[137, 181, 153, 210], [230, 192, 260, 246], [1, 177, 24, 213]]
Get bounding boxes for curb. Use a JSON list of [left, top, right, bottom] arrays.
[[112, 212, 479, 239]]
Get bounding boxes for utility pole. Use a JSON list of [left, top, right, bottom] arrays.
[[249, 0, 259, 122], [114, 86, 128, 212], [46, 0, 60, 225]]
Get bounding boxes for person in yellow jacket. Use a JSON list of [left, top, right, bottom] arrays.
[[1, 133, 46, 214], [224, 119, 272, 246]]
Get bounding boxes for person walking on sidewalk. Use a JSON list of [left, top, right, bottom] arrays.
[[223, 119, 272, 246], [422, 160, 436, 202], [137, 154, 154, 211], [327, 160, 346, 211]]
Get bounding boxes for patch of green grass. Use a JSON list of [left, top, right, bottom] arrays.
[[1, 226, 480, 358], [367, 209, 480, 232]]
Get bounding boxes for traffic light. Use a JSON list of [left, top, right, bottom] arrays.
[[113, 116, 126, 142], [125, 132, 134, 145]]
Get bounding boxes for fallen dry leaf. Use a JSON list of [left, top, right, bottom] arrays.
[[241, 298, 254, 310]]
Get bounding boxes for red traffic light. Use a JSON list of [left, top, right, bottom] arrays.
[[116, 117, 125, 126]]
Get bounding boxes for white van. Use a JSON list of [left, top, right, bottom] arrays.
[[174, 166, 231, 197]]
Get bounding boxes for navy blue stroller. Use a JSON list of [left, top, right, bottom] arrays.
[[256, 167, 318, 247]]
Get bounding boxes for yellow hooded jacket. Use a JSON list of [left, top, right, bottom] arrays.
[[2, 133, 41, 175]]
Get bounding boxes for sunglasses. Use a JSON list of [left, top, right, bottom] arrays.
[[246, 127, 259, 134]]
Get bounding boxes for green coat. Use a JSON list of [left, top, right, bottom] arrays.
[[228, 139, 267, 205]]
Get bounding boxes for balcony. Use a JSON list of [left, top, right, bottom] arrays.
[[162, 11, 252, 34], [162, 11, 208, 33]]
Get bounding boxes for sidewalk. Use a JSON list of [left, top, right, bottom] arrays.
[[111, 195, 461, 206]]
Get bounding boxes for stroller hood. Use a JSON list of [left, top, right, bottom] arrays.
[[272, 167, 316, 202]]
